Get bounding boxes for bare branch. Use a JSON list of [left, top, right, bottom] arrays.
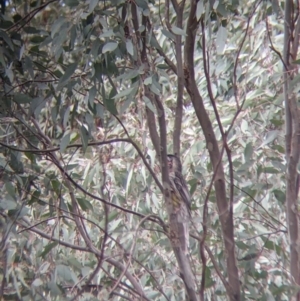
[[17, 216, 92, 253], [108, 215, 157, 297], [106, 258, 150, 300], [201, 18, 224, 135], [7, 0, 59, 32], [0, 137, 164, 192]]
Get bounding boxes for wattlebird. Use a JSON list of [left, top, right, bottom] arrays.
[[166, 154, 191, 254]]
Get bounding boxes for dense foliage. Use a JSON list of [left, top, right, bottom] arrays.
[[0, 0, 297, 300]]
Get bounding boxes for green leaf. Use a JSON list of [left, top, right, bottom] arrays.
[[236, 161, 253, 174], [63, 107, 71, 128], [143, 96, 156, 114], [102, 42, 118, 53], [108, 84, 117, 99], [126, 40, 134, 56], [236, 241, 249, 250], [258, 130, 279, 148], [99, 29, 114, 39], [126, 167, 133, 196], [56, 264, 74, 282], [51, 179, 61, 195], [104, 97, 118, 115], [0, 199, 17, 210], [32, 278, 43, 287], [30, 35, 48, 44], [77, 197, 93, 211], [13, 93, 33, 104], [29, 97, 45, 117], [69, 25, 77, 50], [28, 190, 42, 204], [196, 0, 204, 20], [39, 262, 51, 274], [24, 56, 34, 79], [60, 133, 71, 153], [57, 62, 77, 90], [293, 58, 300, 64], [88, 86, 97, 106], [216, 26, 227, 54], [144, 76, 152, 85], [161, 28, 175, 40], [39, 242, 58, 258], [113, 87, 134, 99], [263, 167, 279, 174], [23, 27, 40, 34], [270, 118, 284, 126], [150, 83, 161, 95], [6, 68, 14, 83], [188, 179, 198, 196], [0, 30, 14, 50], [67, 258, 82, 270], [241, 119, 248, 133], [65, 0, 79, 7], [157, 64, 169, 69], [135, 0, 148, 9], [91, 38, 101, 58], [0, 47, 5, 68], [115, 69, 139, 81], [80, 126, 89, 153], [171, 25, 186, 36], [244, 142, 253, 162], [120, 97, 133, 114], [89, 0, 99, 12], [273, 189, 285, 204], [51, 17, 66, 38], [48, 281, 63, 296]]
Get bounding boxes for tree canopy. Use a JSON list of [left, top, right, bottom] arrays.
[[0, 0, 299, 300]]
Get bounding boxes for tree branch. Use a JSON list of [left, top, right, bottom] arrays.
[[172, 1, 185, 156], [284, 0, 300, 294], [184, 2, 240, 300]]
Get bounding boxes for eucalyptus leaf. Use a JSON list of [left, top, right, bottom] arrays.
[[171, 25, 186, 36], [258, 130, 279, 148], [126, 39, 134, 56], [102, 42, 118, 53], [143, 96, 156, 113], [57, 63, 77, 90], [13, 93, 33, 104], [80, 125, 89, 153], [135, 0, 148, 9], [244, 142, 253, 162], [89, 0, 99, 12], [0, 1, 296, 299], [216, 26, 227, 54], [60, 133, 71, 153], [161, 28, 175, 40], [113, 87, 134, 99], [0, 30, 14, 50], [39, 242, 58, 258], [196, 0, 204, 20]]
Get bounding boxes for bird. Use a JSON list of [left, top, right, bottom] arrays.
[[167, 154, 191, 214], [166, 154, 191, 254]]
